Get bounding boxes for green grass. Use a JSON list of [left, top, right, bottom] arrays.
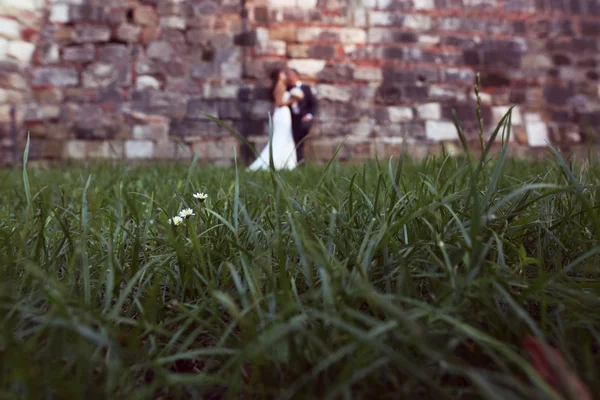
[[1, 127, 599, 399]]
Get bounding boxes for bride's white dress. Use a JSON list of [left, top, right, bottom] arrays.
[[247, 92, 297, 171]]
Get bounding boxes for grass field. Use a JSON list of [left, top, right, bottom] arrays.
[[1, 124, 599, 399]]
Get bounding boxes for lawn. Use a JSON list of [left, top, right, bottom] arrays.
[[0, 134, 599, 399]]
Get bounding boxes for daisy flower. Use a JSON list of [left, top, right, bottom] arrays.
[[179, 208, 195, 218], [169, 216, 183, 226], [193, 192, 208, 201]]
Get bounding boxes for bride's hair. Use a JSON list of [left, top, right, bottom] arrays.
[[270, 69, 283, 102]]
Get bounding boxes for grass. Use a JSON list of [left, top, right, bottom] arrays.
[[0, 113, 599, 399]]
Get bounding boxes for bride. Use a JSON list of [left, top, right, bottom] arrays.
[[247, 69, 302, 171]]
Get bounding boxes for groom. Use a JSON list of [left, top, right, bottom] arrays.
[[285, 68, 318, 163]]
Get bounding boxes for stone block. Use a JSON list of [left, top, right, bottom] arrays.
[[374, 138, 408, 159], [269, 24, 297, 42], [203, 84, 239, 100], [0, 88, 25, 104], [250, 101, 272, 119], [191, 59, 218, 79], [136, 75, 161, 90], [255, 40, 287, 56], [134, 5, 158, 26], [287, 44, 309, 58], [305, 138, 335, 161], [125, 140, 155, 159], [316, 84, 352, 102], [440, 68, 473, 84], [270, 0, 317, 7], [82, 63, 119, 88], [0, 17, 20, 39], [34, 88, 63, 104], [297, 27, 366, 44], [32, 67, 79, 87], [74, 26, 111, 43], [160, 16, 186, 30], [64, 140, 86, 160], [543, 85, 572, 106], [131, 90, 188, 119], [369, 28, 418, 44], [154, 140, 193, 160], [428, 85, 468, 102], [404, 14, 432, 30], [0, 68, 27, 90], [23, 104, 61, 122], [54, 27, 75, 43], [417, 103, 442, 120], [90, 141, 125, 160], [388, 106, 414, 123], [0, 38, 7, 58], [28, 122, 69, 140], [414, 0, 435, 9], [7, 41, 35, 63], [97, 44, 130, 62], [316, 119, 371, 138], [69, 4, 111, 23], [147, 41, 173, 61], [133, 123, 169, 141], [37, 42, 60, 64], [156, 0, 185, 15], [288, 44, 337, 59], [525, 113, 549, 147], [191, 137, 240, 161], [64, 88, 98, 102], [316, 63, 354, 82], [169, 119, 226, 138], [426, 120, 458, 141], [244, 59, 287, 79], [318, 101, 360, 122], [492, 106, 522, 125], [521, 53, 552, 70], [63, 44, 95, 62], [581, 20, 600, 36], [27, 138, 63, 159], [141, 26, 161, 45], [186, 98, 218, 120], [115, 23, 141, 43], [287, 59, 326, 77], [217, 100, 242, 119], [50, 4, 70, 23], [354, 66, 383, 82], [70, 106, 123, 139], [0, 105, 13, 123], [135, 57, 157, 75]]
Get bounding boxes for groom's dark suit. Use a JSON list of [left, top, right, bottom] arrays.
[[288, 82, 318, 163]]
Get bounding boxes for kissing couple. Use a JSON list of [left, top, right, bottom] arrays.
[[247, 68, 318, 171]]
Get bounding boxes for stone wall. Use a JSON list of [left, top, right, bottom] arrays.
[[1, 0, 599, 165], [0, 0, 44, 164]]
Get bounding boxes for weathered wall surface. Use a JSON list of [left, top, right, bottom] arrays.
[[0, 0, 44, 164], [1, 0, 599, 165]]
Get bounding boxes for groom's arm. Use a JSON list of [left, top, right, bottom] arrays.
[[303, 85, 317, 120]]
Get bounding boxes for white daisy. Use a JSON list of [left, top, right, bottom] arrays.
[[179, 208, 195, 218], [171, 216, 183, 226], [193, 192, 208, 201]]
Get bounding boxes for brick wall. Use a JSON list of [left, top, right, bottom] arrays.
[[1, 0, 599, 165]]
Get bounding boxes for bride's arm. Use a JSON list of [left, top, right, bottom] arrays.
[[273, 83, 295, 107]]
